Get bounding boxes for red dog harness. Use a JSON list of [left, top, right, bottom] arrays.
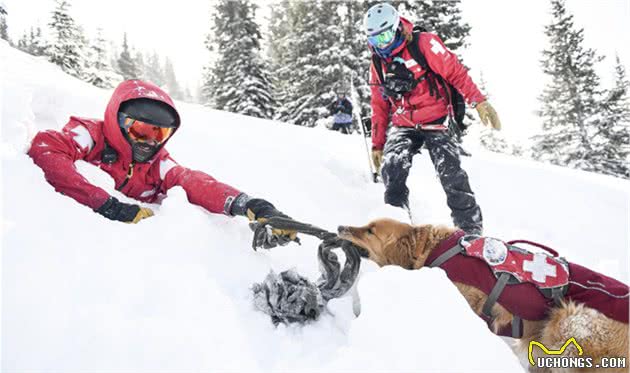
[[426, 231, 629, 338]]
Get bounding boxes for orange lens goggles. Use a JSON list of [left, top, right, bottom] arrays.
[[121, 117, 173, 144]]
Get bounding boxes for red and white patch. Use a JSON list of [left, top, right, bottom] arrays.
[[460, 237, 569, 289]]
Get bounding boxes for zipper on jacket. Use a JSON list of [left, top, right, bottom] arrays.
[[116, 161, 135, 191]]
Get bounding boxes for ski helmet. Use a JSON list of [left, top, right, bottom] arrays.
[[118, 98, 179, 163], [363, 3, 400, 50]]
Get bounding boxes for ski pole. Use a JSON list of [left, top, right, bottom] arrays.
[[358, 116, 379, 183], [350, 79, 379, 183]]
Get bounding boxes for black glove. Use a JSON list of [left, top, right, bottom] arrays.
[[94, 196, 154, 223], [245, 198, 298, 250], [229, 194, 299, 249]]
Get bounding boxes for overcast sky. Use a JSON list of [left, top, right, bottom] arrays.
[[4, 0, 629, 139]]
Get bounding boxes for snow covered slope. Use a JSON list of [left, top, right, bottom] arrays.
[[2, 42, 628, 372]]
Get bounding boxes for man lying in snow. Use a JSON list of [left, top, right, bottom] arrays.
[[28, 79, 297, 249]]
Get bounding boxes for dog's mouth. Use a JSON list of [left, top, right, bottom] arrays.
[[337, 225, 354, 240], [337, 226, 370, 258]]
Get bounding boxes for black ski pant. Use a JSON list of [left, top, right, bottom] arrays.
[[332, 122, 351, 134], [380, 126, 483, 234]]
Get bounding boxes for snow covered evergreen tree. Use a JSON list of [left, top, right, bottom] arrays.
[[344, 1, 373, 128], [134, 51, 146, 80], [397, 0, 470, 52], [591, 56, 630, 178], [533, 0, 606, 173], [27, 26, 48, 56], [270, 1, 345, 126], [534, 2, 605, 169], [116, 33, 140, 80], [48, 0, 85, 78], [267, 0, 292, 115], [204, 0, 275, 119], [144, 51, 166, 87], [0, 11, 9, 43], [84, 28, 118, 88], [163, 57, 184, 101]]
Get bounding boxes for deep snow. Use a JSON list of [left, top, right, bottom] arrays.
[[2, 42, 629, 372]]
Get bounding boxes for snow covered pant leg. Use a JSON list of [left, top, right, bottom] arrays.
[[332, 122, 351, 134], [423, 132, 483, 234], [381, 127, 424, 208]]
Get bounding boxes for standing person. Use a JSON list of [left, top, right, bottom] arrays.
[[364, 3, 502, 235], [328, 92, 353, 134], [27, 79, 298, 249]]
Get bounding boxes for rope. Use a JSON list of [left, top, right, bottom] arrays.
[[251, 217, 363, 324]]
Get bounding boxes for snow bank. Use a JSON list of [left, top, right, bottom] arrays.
[[325, 266, 523, 372], [2, 42, 628, 372]]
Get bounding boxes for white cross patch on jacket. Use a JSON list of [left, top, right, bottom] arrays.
[[523, 253, 557, 283], [430, 38, 446, 55]]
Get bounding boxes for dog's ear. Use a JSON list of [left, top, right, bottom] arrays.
[[410, 225, 432, 267], [385, 229, 417, 269]]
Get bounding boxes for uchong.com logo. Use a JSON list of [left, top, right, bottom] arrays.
[[528, 337, 627, 369]]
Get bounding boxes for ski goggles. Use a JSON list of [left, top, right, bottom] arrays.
[[367, 28, 396, 49], [118, 114, 174, 144]]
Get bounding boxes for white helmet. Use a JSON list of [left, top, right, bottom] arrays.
[[363, 3, 400, 49]]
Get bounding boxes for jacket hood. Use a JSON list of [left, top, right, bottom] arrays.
[[103, 80, 180, 164], [390, 17, 414, 57]]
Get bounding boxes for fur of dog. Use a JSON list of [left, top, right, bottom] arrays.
[[338, 218, 629, 373]]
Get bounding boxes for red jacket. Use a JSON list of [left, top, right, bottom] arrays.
[[370, 18, 486, 150], [28, 80, 241, 215]]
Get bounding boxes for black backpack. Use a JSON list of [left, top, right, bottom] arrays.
[[371, 26, 468, 136]]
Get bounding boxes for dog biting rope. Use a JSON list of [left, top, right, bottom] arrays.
[[251, 216, 362, 325]]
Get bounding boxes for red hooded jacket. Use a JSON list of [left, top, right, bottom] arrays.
[[28, 80, 241, 215], [369, 18, 486, 150]]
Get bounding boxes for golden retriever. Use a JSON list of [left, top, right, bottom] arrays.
[[338, 218, 629, 373]]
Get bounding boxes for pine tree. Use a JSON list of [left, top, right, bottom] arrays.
[[144, 51, 166, 87], [591, 56, 630, 178], [532, 0, 604, 173], [134, 51, 146, 80], [204, 0, 275, 119], [0, 12, 9, 43], [270, 1, 344, 126], [266, 0, 293, 117], [84, 28, 119, 88], [400, 0, 470, 52], [163, 57, 183, 101], [48, 0, 86, 78], [30, 26, 48, 56], [17, 31, 29, 52], [117, 33, 140, 80], [343, 1, 374, 129]]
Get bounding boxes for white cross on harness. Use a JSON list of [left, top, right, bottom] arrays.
[[523, 253, 557, 283], [430, 38, 446, 55]]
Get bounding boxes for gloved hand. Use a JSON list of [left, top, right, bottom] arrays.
[[372, 149, 383, 171], [475, 101, 502, 130], [245, 198, 298, 250], [95, 196, 154, 224]]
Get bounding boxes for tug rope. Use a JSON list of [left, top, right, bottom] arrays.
[[251, 217, 363, 324]]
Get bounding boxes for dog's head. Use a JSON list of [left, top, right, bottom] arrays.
[[338, 218, 421, 269]]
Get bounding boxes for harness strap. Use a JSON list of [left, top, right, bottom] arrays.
[[482, 272, 510, 319], [427, 243, 463, 268], [551, 286, 565, 305], [512, 315, 522, 338]]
